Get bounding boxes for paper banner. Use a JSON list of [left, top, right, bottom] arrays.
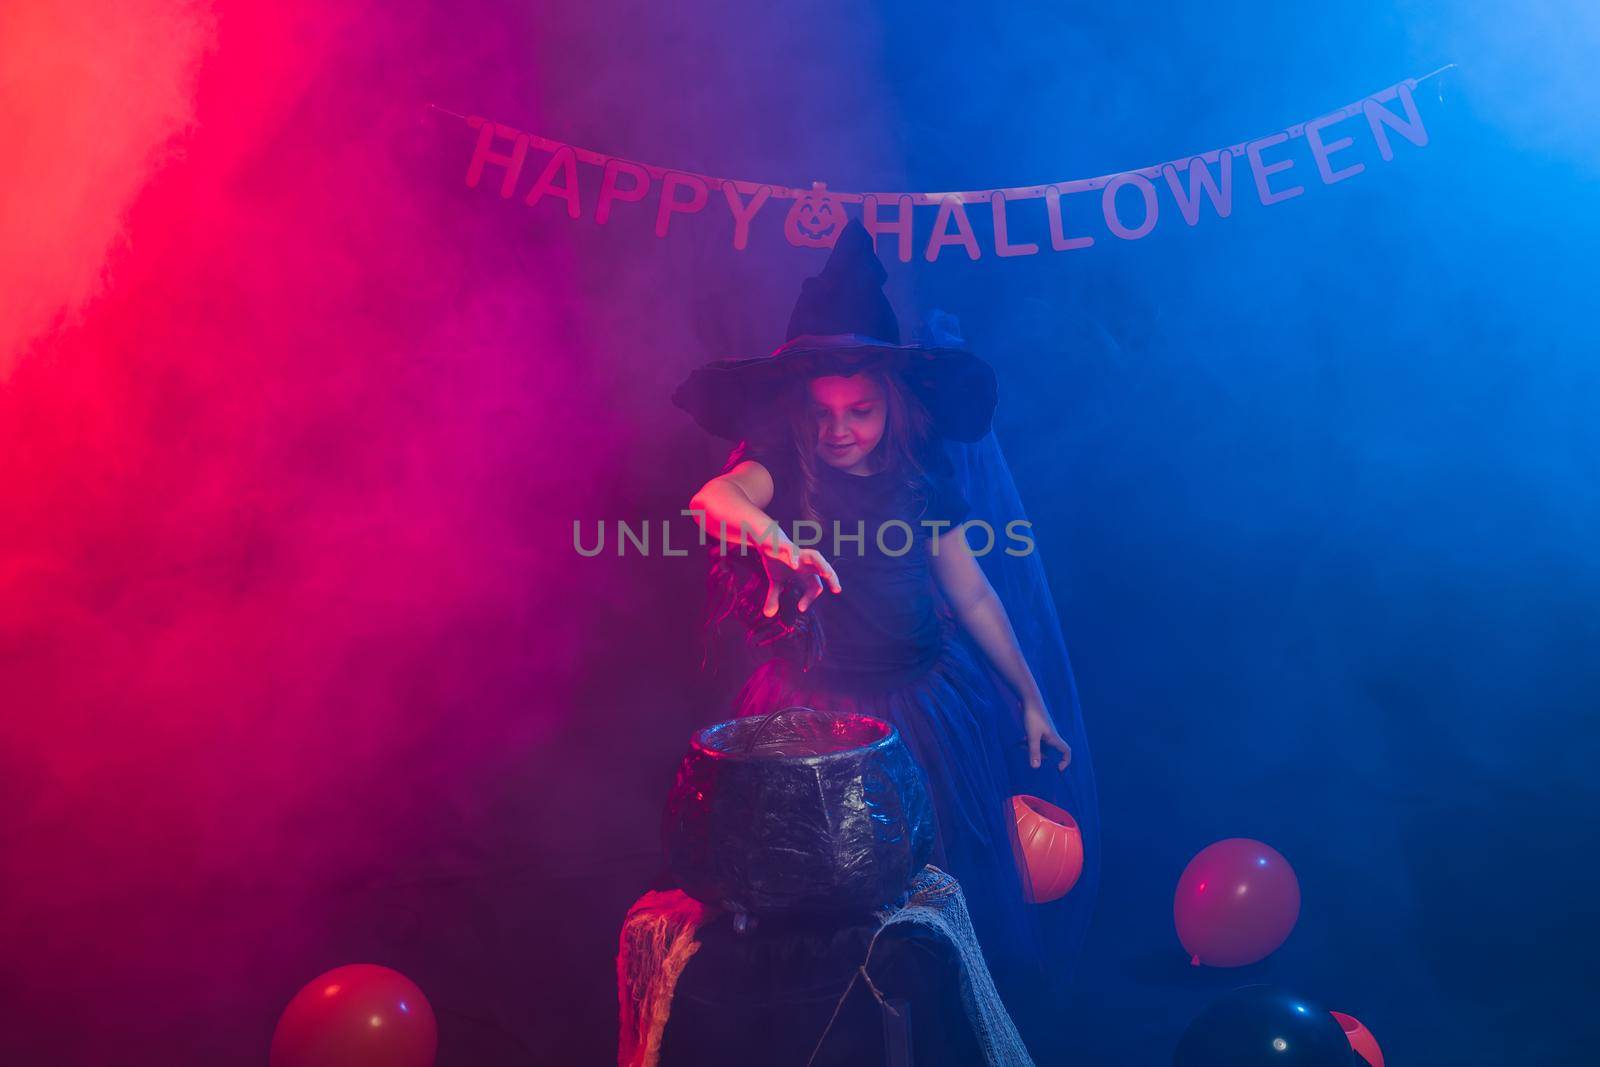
[[439, 66, 1450, 261]]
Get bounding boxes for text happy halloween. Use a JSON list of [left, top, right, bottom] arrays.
[[455, 75, 1436, 260]]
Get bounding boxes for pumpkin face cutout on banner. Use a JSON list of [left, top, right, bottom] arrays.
[[784, 182, 848, 248]]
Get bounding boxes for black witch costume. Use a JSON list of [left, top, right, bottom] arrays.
[[672, 220, 1100, 1055]]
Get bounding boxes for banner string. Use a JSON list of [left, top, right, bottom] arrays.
[[425, 64, 1454, 207]]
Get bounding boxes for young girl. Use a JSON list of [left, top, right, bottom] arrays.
[[673, 220, 1096, 1053]]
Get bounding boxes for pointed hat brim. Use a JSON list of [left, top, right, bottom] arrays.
[[672, 333, 997, 443]]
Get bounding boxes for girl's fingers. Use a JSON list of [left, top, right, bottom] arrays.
[[1029, 731, 1072, 771], [801, 551, 842, 593], [762, 580, 781, 618], [797, 575, 823, 613]]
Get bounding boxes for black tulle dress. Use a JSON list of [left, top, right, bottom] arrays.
[[726, 443, 1064, 1050]]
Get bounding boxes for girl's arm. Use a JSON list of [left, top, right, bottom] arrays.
[[689, 462, 842, 616], [933, 527, 1071, 771]]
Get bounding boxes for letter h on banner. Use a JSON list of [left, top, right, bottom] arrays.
[[864, 195, 915, 263], [465, 118, 530, 198]]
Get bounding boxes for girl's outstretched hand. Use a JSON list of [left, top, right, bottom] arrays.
[[759, 538, 842, 617], [1023, 697, 1071, 771]]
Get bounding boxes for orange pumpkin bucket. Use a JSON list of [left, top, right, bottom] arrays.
[[1330, 1011, 1385, 1067], [1010, 794, 1084, 903]]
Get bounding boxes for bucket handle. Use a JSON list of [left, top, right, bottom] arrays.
[[739, 704, 820, 754]]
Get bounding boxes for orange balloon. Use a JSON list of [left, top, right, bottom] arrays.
[[1010, 794, 1083, 903], [270, 964, 437, 1067], [1331, 1011, 1385, 1067], [1173, 838, 1300, 967]]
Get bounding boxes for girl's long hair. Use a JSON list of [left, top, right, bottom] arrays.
[[699, 367, 945, 667]]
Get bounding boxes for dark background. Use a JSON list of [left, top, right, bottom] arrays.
[[1, 1, 1596, 1063]]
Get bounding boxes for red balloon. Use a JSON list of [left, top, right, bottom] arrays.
[[1330, 1010, 1385, 1067], [1173, 838, 1300, 967], [1010, 795, 1084, 903], [270, 964, 437, 1067]]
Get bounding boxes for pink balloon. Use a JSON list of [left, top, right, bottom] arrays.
[[1173, 838, 1300, 967], [270, 964, 438, 1067]]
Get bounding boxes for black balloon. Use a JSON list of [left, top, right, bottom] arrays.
[[1175, 985, 1356, 1067]]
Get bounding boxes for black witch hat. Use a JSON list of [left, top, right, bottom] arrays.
[[672, 219, 997, 442]]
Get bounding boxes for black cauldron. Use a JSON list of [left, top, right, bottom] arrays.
[[662, 706, 935, 919]]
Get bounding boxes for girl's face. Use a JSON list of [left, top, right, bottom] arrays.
[[808, 374, 887, 473]]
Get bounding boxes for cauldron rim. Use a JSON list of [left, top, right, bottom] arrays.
[[690, 710, 898, 764]]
